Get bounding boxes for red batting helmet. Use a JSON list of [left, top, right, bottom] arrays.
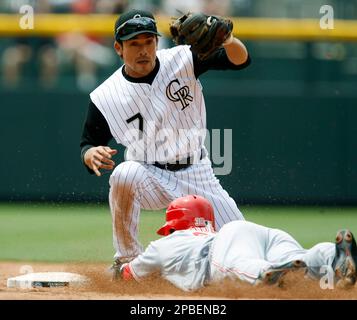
[[156, 195, 215, 236]]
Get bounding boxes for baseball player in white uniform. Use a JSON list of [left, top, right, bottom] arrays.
[[120, 195, 357, 291], [80, 9, 251, 272]]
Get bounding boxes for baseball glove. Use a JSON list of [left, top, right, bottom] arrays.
[[170, 12, 233, 60]]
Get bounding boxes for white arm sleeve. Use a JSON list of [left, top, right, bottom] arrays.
[[128, 242, 161, 281]]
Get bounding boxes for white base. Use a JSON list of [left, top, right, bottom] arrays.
[[7, 272, 89, 289]]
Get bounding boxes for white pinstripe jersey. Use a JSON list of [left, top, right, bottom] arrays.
[[90, 45, 206, 163]]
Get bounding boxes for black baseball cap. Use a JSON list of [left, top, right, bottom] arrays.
[[114, 9, 161, 41]]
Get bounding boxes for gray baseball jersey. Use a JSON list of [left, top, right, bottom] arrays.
[[129, 226, 215, 291], [127, 221, 336, 290]]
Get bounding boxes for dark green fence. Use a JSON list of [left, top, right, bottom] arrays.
[[1, 42, 356, 204]]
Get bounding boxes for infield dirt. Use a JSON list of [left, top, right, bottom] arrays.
[[1, 262, 357, 300]]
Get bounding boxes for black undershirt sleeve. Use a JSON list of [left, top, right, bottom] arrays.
[[80, 99, 113, 173], [192, 47, 251, 78]]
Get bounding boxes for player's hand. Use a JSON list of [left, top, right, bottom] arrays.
[[84, 146, 118, 176]]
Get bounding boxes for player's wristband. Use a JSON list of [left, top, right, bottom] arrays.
[[121, 263, 134, 281]]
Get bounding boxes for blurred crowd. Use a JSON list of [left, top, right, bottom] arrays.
[[0, 0, 241, 91], [0, 0, 355, 91], [1, 0, 128, 91]]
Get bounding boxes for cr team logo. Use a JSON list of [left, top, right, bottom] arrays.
[[166, 79, 193, 110]]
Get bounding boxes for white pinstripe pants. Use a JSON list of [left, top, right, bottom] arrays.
[[109, 156, 245, 261]]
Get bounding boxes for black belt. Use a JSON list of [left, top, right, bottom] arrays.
[[153, 150, 203, 172]]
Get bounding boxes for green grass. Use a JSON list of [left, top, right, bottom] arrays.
[[0, 203, 356, 262], [0, 203, 163, 263], [241, 206, 357, 248]]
